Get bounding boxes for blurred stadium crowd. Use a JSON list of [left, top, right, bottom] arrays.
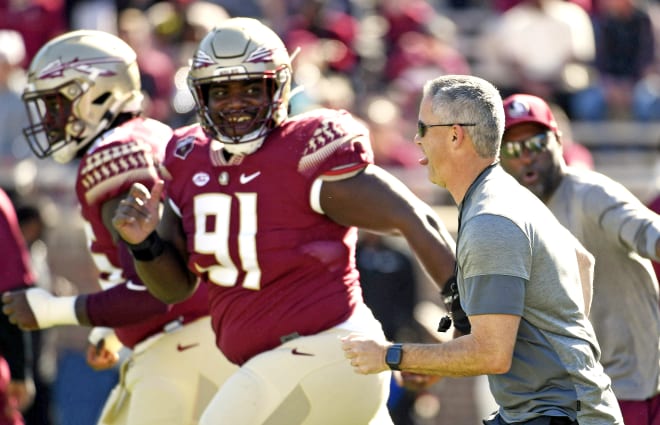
[[1, 0, 659, 424]]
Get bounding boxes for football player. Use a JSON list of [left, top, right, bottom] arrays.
[[0, 187, 35, 425], [1, 30, 236, 425], [113, 18, 457, 425]]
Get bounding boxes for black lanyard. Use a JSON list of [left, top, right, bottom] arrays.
[[437, 162, 498, 333]]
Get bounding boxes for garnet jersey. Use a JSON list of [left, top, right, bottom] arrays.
[[76, 117, 209, 348], [162, 109, 373, 365], [0, 188, 34, 292]]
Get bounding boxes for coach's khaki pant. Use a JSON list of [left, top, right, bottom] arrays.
[[98, 316, 237, 425]]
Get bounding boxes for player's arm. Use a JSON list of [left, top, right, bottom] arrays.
[[2, 194, 173, 331], [320, 164, 456, 290], [112, 181, 197, 304]]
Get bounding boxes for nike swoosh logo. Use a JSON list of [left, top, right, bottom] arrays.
[[239, 171, 261, 184], [291, 348, 314, 356], [177, 343, 199, 352], [126, 280, 147, 291]]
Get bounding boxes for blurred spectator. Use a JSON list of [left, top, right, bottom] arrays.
[[0, 30, 30, 161], [68, 0, 117, 33], [362, 95, 419, 168], [550, 102, 595, 169], [118, 7, 176, 124], [284, 0, 360, 78], [356, 231, 430, 425], [15, 202, 57, 425], [648, 194, 660, 283], [379, 0, 470, 83], [0, 0, 66, 67], [478, 0, 595, 110], [570, 0, 660, 121], [494, 0, 593, 14]]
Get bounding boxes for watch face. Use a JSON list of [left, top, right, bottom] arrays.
[[386, 345, 402, 370]]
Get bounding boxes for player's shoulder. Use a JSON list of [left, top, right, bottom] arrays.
[[285, 108, 367, 135], [86, 117, 172, 159], [165, 123, 207, 161]]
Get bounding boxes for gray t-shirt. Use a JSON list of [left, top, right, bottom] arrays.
[[548, 167, 660, 400], [457, 165, 622, 425]]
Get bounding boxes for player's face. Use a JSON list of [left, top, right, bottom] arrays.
[[500, 122, 562, 201], [207, 79, 271, 138], [38, 92, 73, 145]]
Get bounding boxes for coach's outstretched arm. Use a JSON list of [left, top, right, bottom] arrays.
[[113, 180, 197, 303]]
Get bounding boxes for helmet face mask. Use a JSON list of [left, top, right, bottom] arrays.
[[196, 76, 279, 142], [22, 30, 143, 163], [188, 18, 293, 156], [23, 80, 84, 160]]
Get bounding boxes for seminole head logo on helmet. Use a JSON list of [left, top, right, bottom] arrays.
[[22, 30, 143, 163]]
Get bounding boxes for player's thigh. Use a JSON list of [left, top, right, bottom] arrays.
[[125, 318, 237, 425], [200, 329, 392, 425]]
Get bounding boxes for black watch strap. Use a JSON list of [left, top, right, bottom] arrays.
[[385, 343, 403, 371]]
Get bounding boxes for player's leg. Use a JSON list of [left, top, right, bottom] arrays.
[[200, 305, 393, 425], [102, 317, 236, 425]]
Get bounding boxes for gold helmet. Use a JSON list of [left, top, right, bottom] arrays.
[[22, 30, 143, 163], [188, 18, 294, 155]]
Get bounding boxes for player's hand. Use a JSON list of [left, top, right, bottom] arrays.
[[397, 371, 443, 392], [8, 378, 35, 412], [86, 340, 120, 371], [341, 334, 388, 375], [1, 289, 39, 330], [112, 181, 163, 244]]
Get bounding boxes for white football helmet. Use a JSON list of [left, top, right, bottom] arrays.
[[22, 30, 144, 163], [188, 18, 295, 155]]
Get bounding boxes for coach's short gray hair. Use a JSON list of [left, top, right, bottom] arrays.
[[422, 75, 504, 158]]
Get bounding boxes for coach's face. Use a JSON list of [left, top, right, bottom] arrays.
[[415, 97, 453, 188], [500, 122, 563, 202]]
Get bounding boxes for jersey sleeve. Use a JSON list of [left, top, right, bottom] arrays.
[[84, 241, 170, 328], [296, 109, 374, 180]]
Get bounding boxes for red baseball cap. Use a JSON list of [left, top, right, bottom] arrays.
[[503, 94, 559, 133]]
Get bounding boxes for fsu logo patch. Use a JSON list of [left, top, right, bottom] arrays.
[[506, 99, 531, 119], [174, 136, 195, 159]]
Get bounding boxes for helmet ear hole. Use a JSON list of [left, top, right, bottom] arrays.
[[93, 92, 111, 105]]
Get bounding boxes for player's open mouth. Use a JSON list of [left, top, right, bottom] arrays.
[[521, 170, 538, 185]]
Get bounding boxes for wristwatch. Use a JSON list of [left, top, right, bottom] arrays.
[[385, 343, 403, 371]]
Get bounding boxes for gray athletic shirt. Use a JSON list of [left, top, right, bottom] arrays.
[[457, 165, 622, 425], [548, 167, 660, 400]]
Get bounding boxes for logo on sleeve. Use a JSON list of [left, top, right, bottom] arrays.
[[174, 136, 195, 159]]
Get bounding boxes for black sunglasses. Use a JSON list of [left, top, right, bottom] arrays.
[[501, 132, 551, 158], [417, 120, 476, 138]]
